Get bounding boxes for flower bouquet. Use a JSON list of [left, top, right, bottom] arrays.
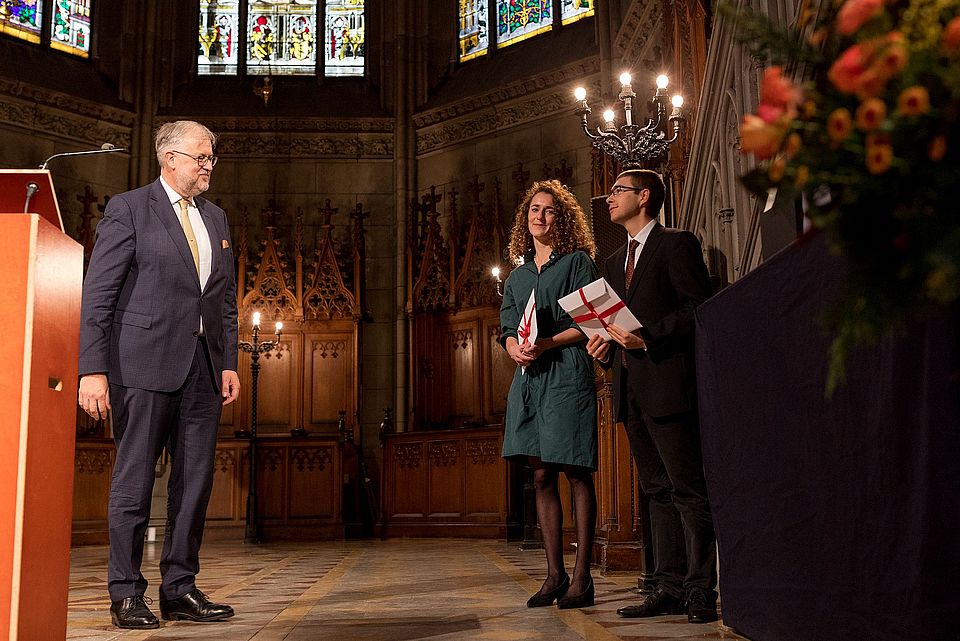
[[726, 0, 960, 391]]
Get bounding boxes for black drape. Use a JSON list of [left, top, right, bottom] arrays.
[[696, 231, 960, 641]]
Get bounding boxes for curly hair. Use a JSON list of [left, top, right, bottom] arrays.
[[507, 180, 596, 262]]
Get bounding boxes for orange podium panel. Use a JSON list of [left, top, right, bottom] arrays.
[[0, 171, 64, 232], [0, 208, 82, 639]]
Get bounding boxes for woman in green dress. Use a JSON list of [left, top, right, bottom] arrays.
[[500, 179, 599, 609]]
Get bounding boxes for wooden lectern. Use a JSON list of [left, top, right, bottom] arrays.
[[0, 170, 82, 641]]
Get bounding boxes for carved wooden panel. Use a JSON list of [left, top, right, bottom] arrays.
[[72, 442, 113, 543], [389, 442, 427, 518], [446, 321, 479, 423], [427, 440, 463, 517], [302, 330, 355, 430], [483, 317, 513, 423], [382, 428, 507, 537], [206, 446, 240, 521], [288, 446, 337, 518], [238, 336, 302, 436], [257, 446, 286, 520], [463, 438, 503, 520]]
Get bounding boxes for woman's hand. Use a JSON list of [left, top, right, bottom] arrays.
[[506, 337, 535, 366], [521, 336, 555, 361]]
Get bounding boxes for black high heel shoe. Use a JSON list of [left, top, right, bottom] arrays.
[[526, 573, 570, 607], [556, 578, 594, 609]]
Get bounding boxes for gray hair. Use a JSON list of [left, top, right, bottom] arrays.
[[155, 121, 218, 165]]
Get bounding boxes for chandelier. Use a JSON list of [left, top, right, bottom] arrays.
[[574, 73, 686, 169]]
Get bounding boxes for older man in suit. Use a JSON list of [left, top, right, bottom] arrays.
[[78, 120, 240, 629], [586, 169, 717, 623]]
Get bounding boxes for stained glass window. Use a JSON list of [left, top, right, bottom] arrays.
[[247, 0, 318, 75], [0, 0, 43, 44], [496, 0, 551, 48], [561, 0, 593, 25], [199, 0, 239, 75], [49, 0, 91, 57], [324, 0, 364, 77], [459, 0, 487, 62]]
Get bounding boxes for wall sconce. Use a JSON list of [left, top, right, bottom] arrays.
[[253, 75, 273, 107]]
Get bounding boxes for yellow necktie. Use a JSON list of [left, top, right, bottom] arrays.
[[177, 198, 201, 276]]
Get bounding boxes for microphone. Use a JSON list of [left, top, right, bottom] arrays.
[[40, 143, 126, 170]]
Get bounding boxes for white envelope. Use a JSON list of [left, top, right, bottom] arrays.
[[558, 277, 641, 341], [518, 289, 537, 374]]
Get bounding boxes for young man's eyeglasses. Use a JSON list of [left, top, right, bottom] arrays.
[[170, 150, 218, 168], [608, 185, 643, 197]]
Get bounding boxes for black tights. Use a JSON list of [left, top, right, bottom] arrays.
[[531, 457, 596, 595]]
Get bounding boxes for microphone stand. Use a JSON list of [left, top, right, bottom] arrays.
[[40, 145, 126, 170]]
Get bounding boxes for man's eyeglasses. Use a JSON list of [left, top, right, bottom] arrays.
[[607, 185, 643, 198], [170, 150, 218, 168]]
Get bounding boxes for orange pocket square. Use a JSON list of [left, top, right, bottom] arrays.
[[222, 239, 230, 249]]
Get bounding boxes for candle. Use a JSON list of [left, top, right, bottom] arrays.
[[275, 321, 283, 336], [252, 311, 261, 328]]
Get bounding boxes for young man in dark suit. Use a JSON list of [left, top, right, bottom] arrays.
[[586, 169, 718, 623], [78, 121, 240, 629]]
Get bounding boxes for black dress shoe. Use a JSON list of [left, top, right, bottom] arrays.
[[616, 586, 685, 618], [556, 578, 594, 609], [160, 588, 234, 622], [686, 587, 719, 623], [526, 573, 569, 607], [110, 595, 160, 629]]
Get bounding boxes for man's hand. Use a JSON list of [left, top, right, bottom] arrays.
[[78, 374, 110, 420], [585, 334, 610, 362], [222, 370, 241, 405], [607, 324, 647, 351]]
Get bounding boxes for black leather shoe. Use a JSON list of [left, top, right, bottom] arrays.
[[616, 586, 685, 618], [686, 587, 719, 623], [526, 573, 569, 607], [110, 595, 160, 629], [160, 588, 234, 622], [556, 578, 594, 609]]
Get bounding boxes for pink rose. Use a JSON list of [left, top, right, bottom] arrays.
[[759, 67, 802, 120], [836, 0, 883, 35]]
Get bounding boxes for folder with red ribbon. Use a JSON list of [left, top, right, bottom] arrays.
[[558, 277, 641, 341]]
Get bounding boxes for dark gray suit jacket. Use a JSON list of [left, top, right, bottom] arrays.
[[604, 223, 711, 420], [79, 178, 238, 392]]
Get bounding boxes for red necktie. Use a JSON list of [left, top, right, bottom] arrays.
[[621, 239, 640, 367]]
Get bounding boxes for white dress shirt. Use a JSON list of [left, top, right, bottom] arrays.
[[624, 218, 657, 272], [160, 177, 212, 332]]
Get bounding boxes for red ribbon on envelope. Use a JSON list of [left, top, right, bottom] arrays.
[[518, 302, 535, 345], [572, 288, 624, 330]]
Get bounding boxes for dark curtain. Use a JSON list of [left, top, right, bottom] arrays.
[[696, 232, 960, 641]]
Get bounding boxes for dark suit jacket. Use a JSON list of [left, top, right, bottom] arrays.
[[605, 222, 711, 420], [79, 179, 238, 393]]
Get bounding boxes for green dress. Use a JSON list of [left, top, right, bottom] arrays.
[[499, 250, 598, 470]]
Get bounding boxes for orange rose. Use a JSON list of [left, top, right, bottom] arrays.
[[836, 0, 883, 35], [794, 165, 810, 189], [877, 33, 908, 76], [769, 155, 787, 182], [865, 136, 894, 174], [784, 133, 802, 157], [929, 135, 947, 161], [942, 16, 960, 55], [740, 114, 785, 159], [827, 108, 853, 144], [828, 43, 871, 94], [897, 86, 930, 116], [855, 98, 886, 130]]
